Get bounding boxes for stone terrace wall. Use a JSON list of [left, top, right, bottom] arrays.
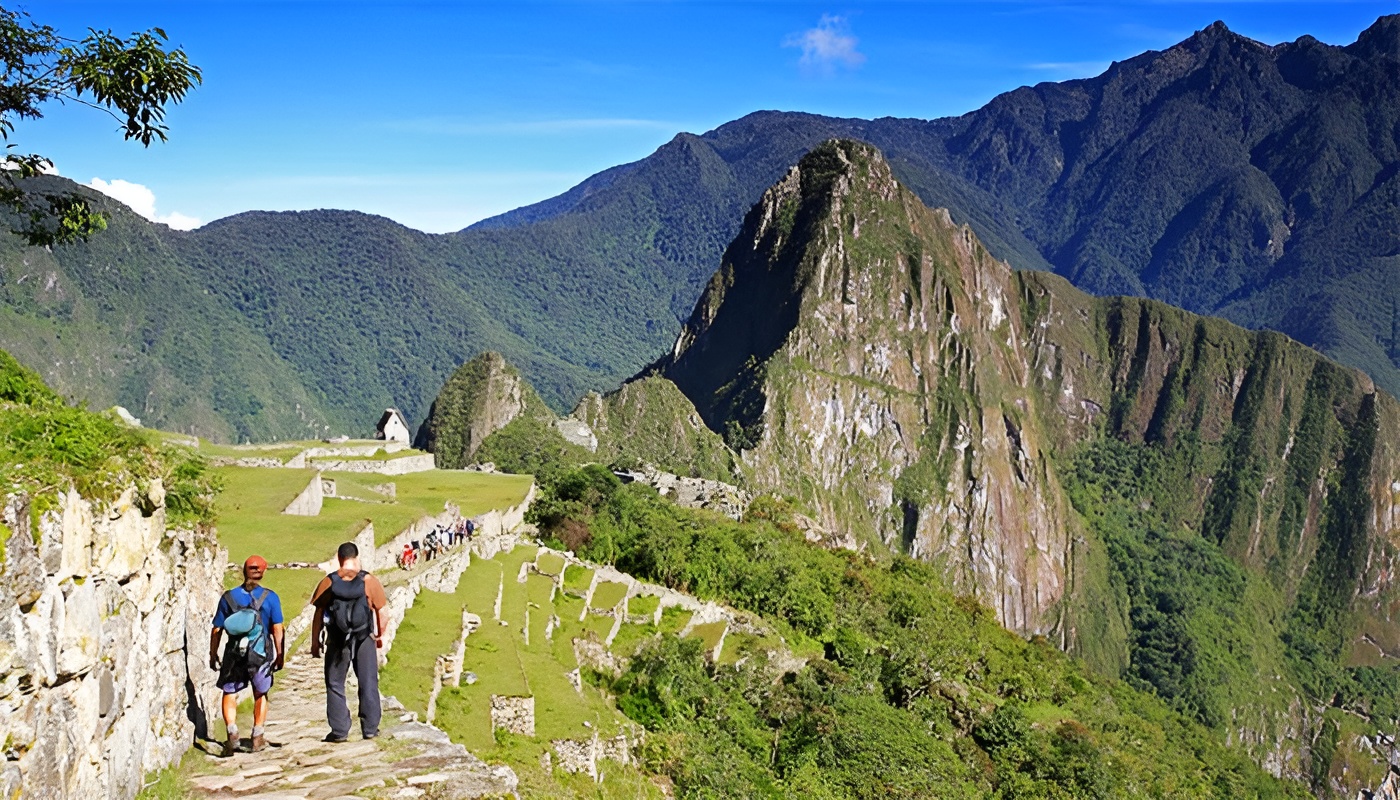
[[280, 472, 324, 516], [0, 484, 225, 799], [307, 454, 435, 475], [372, 483, 537, 571]]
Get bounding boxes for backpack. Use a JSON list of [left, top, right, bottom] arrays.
[[326, 570, 372, 640], [222, 587, 272, 674]]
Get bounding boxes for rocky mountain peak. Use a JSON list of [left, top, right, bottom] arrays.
[[1350, 13, 1400, 60], [414, 351, 543, 468]]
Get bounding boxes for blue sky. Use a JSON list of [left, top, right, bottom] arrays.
[[20, 1, 1395, 233]]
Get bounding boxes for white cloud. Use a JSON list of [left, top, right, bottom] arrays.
[[785, 15, 865, 74], [86, 178, 202, 230]]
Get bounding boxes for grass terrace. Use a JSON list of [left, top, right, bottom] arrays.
[[212, 466, 532, 564], [561, 565, 593, 595], [588, 581, 628, 611], [379, 543, 737, 787]]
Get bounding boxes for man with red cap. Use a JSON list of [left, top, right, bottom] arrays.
[[210, 555, 285, 756]]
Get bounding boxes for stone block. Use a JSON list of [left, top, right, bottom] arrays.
[[489, 695, 535, 737]]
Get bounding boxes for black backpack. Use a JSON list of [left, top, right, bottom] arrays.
[[326, 570, 372, 640]]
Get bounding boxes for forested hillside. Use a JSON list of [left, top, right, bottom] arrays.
[[1, 16, 1391, 443]]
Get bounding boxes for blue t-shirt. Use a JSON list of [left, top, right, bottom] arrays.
[[213, 585, 284, 635]]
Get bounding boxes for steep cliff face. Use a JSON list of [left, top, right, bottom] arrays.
[[0, 483, 224, 798], [652, 140, 1400, 789], [415, 351, 549, 468], [656, 140, 1078, 635], [1019, 273, 1400, 782]]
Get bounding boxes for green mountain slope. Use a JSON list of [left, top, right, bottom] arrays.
[[647, 140, 1400, 794], [0, 181, 332, 442], [1, 17, 1390, 443]]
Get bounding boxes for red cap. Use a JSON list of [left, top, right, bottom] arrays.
[[243, 555, 268, 572]]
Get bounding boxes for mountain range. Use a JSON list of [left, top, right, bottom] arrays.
[[431, 139, 1400, 797], [0, 15, 1393, 447]]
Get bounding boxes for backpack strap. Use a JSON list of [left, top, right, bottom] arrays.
[[250, 586, 269, 612]]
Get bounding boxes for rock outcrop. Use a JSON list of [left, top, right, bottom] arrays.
[[0, 484, 224, 799], [645, 139, 1400, 786], [415, 351, 549, 468], [573, 375, 737, 482], [654, 140, 1078, 635]]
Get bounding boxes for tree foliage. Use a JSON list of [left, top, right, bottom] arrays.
[[0, 5, 200, 245]]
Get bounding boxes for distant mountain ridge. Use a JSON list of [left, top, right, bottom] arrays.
[[0, 15, 1392, 441]]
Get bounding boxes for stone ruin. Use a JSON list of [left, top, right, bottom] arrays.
[[489, 695, 535, 737]]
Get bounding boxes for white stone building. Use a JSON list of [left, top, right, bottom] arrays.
[[376, 408, 411, 443]]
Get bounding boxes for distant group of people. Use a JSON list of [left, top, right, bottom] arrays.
[[397, 516, 476, 569], [209, 542, 389, 756]]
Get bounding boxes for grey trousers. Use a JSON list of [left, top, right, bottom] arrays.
[[324, 635, 381, 738]]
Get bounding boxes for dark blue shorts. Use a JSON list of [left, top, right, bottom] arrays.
[[221, 661, 274, 696]]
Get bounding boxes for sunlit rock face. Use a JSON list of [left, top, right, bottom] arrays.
[[655, 140, 1076, 635], [0, 484, 224, 799]]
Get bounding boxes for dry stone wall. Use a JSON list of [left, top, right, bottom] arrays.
[[489, 695, 534, 736], [280, 472, 324, 516], [307, 454, 435, 475], [615, 467, 749, 520], [0, 485, 224, 799]]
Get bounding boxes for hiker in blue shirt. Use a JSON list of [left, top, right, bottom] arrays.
[[209, 555, 285, 757]]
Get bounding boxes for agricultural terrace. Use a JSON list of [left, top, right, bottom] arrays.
[[212, 464, 531, 608], [379, 546, 783, 791]]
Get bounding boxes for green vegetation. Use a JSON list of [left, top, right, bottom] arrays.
[[589, 581, 628, 611], [0, 349, 218, 551], [382, 545, 653, 789], [685, 621, 726, 655], [582, 376, 738, 482], [0, 6, 200, 247], [628, 594, 659, 618], [474, 414, 591, 481], [535, 551, 566, 577], [1062, 431, 1400, 794], [525, 468, 1305, 797], [562, 565, 594, 594]]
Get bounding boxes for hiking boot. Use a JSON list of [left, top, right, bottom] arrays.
[[251, 734, 267, 752], [221, 735, 239, 758], [322, 732, 348, 743], [363, 731, 379, 741]]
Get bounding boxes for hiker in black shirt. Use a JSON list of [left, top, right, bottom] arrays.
[[310, 542, 389, 742]]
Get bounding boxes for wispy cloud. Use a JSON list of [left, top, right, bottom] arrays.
[[86, 178, 201, 230], [1027, 60, 1110, 76], [785, 15, 866, 75], [384, 118, 683, 136]]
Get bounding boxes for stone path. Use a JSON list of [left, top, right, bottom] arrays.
[[183, 653, 516, 799]]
